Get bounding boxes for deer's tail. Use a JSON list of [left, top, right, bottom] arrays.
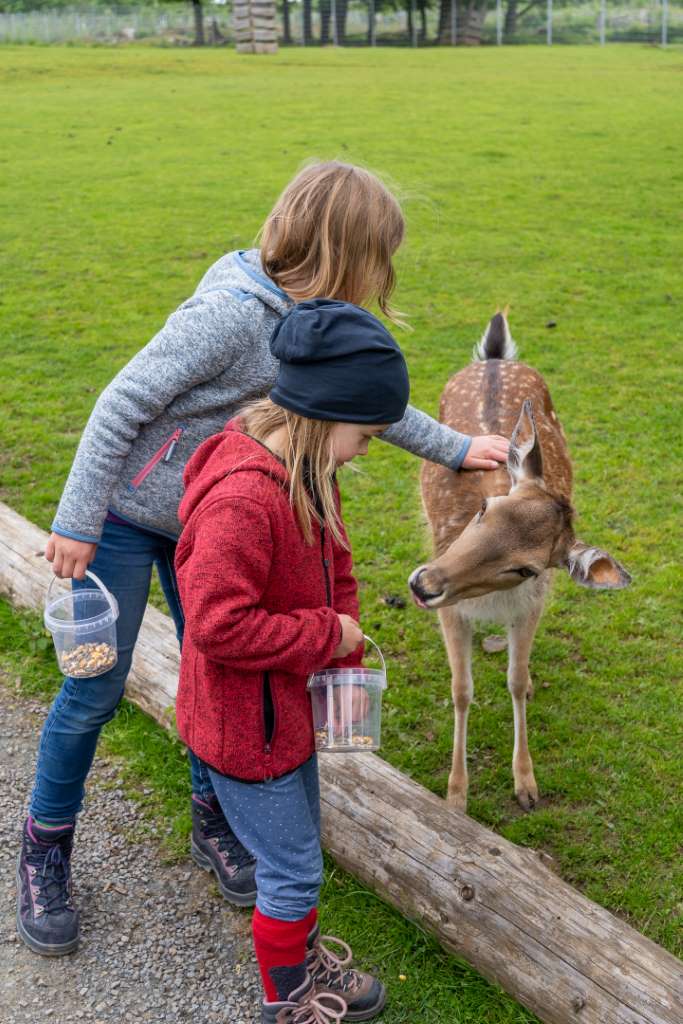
[[473, 310, 518, 362]]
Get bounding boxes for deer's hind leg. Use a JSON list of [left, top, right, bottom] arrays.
[[507, 604, 543, 811], [438, 605, 473, 813]]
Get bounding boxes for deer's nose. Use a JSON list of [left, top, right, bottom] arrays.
[[409, 566, 446, 606]]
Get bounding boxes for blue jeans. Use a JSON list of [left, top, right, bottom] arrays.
[[30, 517, 216, 824], [207, 756, 322, 921]]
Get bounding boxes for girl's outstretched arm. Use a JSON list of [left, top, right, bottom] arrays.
[[380, 405, 508, 471]]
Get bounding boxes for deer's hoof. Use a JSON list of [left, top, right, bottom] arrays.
[[515, 785, 539, 812]]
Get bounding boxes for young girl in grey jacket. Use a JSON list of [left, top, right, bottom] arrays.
[[17, 160, 508, 959]]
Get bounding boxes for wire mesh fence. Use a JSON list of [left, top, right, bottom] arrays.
[[0, 0, 681, 46]]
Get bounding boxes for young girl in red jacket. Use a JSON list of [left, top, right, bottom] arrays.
[[175, 299, 410, 1023]]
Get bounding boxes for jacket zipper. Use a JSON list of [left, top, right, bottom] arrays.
[[128, 427, 184, 491], [263, 670, 275, 756], [320, 523, 332, 607]]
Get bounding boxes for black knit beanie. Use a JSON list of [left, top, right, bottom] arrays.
[[269, 299, 409, 425]]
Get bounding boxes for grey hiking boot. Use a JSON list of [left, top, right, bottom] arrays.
[[261, 972, 347, 1024], [16, 817, 79, 956], [190, 795, 257, 906], [306, 924, 386, 1021]]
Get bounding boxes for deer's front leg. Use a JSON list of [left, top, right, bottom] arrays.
[[439, 606, 473, 813], [507, 611, 542, 811]]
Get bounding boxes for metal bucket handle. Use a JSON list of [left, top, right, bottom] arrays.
[[46, 569, 118, 618]]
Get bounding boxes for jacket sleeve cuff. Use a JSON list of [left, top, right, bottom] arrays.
[[51, 524, 101, 544], [451, 436, 472, 471]]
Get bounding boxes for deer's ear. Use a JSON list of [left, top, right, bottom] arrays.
[[565, 541, 632, 590], [507, 399, 543, 489]]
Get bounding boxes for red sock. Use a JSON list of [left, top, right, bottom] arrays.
[[252, 906, 318, 1002]]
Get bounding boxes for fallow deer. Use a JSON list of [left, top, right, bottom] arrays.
[[409, 313, 631, 812]]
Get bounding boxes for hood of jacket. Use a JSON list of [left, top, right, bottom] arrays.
[[194, 248, 293, 316], [179, 419, 289, 528]]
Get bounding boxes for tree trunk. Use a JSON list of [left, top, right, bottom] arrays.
[[437, 0, 455, 43], [303, 0, 313, 43], [191, 0, 205, 45], [419, 0, 427, 42], [407, 1, 414, 42], [335, 0, 347, 45], [320, 0, 331, 43], [366, 0, 375, 45], [2, 501, 682, 1024], [504, 0, 518, 37], [282, 0, 292, 43]]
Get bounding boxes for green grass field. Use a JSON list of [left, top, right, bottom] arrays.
[[1, 44, 682, 1021]]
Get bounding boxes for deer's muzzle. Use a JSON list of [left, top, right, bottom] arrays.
[[408, 565, 447, 609]]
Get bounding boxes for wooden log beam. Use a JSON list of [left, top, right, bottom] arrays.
[[0, 501, 681, 1024]]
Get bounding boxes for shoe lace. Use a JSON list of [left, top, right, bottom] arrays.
[[290, 990, 347, 1024], [201, 809, 254, 870], [307, 935, 361, 994], [26, 841, 73, 915]]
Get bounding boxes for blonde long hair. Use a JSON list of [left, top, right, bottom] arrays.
[[259, 161, 405, 323], [241, 398, 347, 547]]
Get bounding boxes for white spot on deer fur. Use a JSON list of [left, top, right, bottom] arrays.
[[550, 410, 557, 421]]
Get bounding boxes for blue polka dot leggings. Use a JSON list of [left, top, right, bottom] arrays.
[[206, 755, 323, 922]]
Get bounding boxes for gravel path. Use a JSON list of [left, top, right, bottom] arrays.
[[0, 676, 262, 1024]]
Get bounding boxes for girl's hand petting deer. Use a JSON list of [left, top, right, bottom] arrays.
[[462, 433, 509, 470]]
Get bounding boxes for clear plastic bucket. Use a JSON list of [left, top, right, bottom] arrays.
[[44, 570, 119, 678], [308, 635, 387, 753]]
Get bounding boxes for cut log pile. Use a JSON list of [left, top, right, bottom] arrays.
[[1, 500, 681, 1024], [233, 0, 278, 54]]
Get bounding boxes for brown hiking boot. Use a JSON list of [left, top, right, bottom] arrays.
[[306, 925, 386, 1021], [261, 972, 347, 1024]]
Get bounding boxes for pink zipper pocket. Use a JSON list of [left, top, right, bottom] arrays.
[[128, 427, 185, 492]]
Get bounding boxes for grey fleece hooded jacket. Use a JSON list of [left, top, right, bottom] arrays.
[[52, 249, 472, 543]]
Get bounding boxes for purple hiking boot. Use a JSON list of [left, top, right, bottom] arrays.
[[16, 817, 79, 956], [190, 795, 257, 906]]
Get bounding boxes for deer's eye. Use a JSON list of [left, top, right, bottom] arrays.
[[476, 499, 488, 521], [516, 567, 537, 579]]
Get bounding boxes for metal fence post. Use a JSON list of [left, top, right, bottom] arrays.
[[369, 0, 375, 45], [450, 0, 457, 45], [547, 0, 552, 44], [331, 0, 338, 44], [662, 0, 668, 45], [496, 0, 502, 44], [410, 0, 417, 45], [599, 0, 606, 44]]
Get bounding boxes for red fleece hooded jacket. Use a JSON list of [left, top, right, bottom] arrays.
[[174, 420, 363, 782]]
